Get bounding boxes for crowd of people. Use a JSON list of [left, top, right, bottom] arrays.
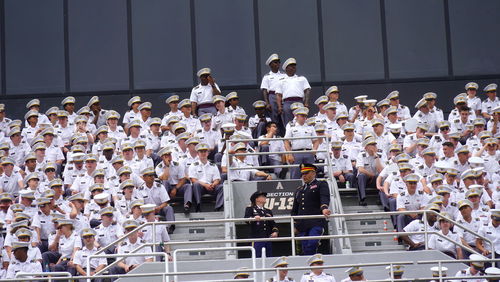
[[0, 52, 498, 279]]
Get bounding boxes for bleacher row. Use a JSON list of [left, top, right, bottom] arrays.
[[0, 62, 498, 280]]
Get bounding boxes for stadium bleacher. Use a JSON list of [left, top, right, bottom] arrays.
[[0, 57, 498, 281]]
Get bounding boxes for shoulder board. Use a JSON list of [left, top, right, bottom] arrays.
[[461, 270, 466, 274], [418, 191, 423, 194], [450, 202, 456, 206], [196, 129, 202, 133], [172, 161, 179, 166], [193, 162, 199, 166], [454, 120, 459, 123], [475, 218, 480, 221], [343, 155, 348, 159], [193, 85, 200, 90], [121, 241, 127, 246], [303, 272, 310, 275], [482, 207, 489, 212], [95, 226, 100, 229], [209, 162, 216, 166], [400, 192, 406, 196], [326, 273, 332, 276]]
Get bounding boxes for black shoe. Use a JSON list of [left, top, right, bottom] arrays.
[[168, 225, 176, 234], [195, 204, 201, 212], [359, 199, 367, 206], [184, 203, 191, 214]]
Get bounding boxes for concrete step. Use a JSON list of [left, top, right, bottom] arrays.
[[171, 242, 228, 261], [170, 226, 225, 240]]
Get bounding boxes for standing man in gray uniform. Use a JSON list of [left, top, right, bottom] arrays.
[[261, 53, 286, 130]]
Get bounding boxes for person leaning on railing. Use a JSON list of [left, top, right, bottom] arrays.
[[399, 204, 439, 251], [476, 209, 500, 267], [291, 163, 330, 256], [244, 191, 278, 258]]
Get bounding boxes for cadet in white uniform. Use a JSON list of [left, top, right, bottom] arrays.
[[190, 68, 221, 116], [276, 58, 311, 126], [454, 254, 488, 282], [400, 204, 440, 251], [268, 256, 294, 282], [110, 220, 153, 275], [42, 219, 82, 275], [356, 138, 386, 206], [72, 228, 107, 278], [396, 174, 427, 232], [284, 107, 317, 179], [155, 147, 193, 213], [340, 266, 366, 282], [477, 210, 500, 265], [5, 241, 42, 279], [300, 254, 336, 282], [466, 82, 482, 116], [428, 212, 463, 259], [481, 83, 499, 119], [188, 143, 224, 212], [261, 54, 286, 129]]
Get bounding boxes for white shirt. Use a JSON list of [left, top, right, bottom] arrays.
[[403, 218, 439, 244], [73, 246, 107, 270], [258, 135, 285, 162], [284, 123, 316, 150], [261, 70, 286, 92], [188, 160, 221, 184], [48, 231, 82, 259], [481, 96, 499, 115], [5, 259, 42, 279], [116, 238, 152, 266], [276, 75, 311, 99], [477, 222, 500, 252], [428, 230, 461, 255], [397, 190, 426, 211], [190, 83, 221, 105], [300, 271, 336, 282]]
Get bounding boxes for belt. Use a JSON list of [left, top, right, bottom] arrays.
[[284, 97, 303, 102], [294, 148, 311, 151], [268, 91, 276, 95], [198, 103, 215, 108]]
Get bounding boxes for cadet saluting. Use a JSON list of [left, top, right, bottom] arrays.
[[291, 163, 331, 255]]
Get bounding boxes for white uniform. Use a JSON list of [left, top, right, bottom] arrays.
[[453, 268, 486, 282], [454, 215, 483, 247], [403, 218, 439, 245], [190, 83, 221, 106], [48, 232, 82, 259], [468, 96, 482, 113], [276, 75, 311, 99], [300, 272, 336, 282], [481, 97, 499, 116], [8, 140, 30, 166], [5, 259, 42, 279], [428, 230, 461, 256], [116, 238, 152, 265], [95, 223, 122, 247], [284, 123, 316, 150], [194, 128, 222, 150], [397, 190, 426, 211], [123, 110, 142, 125], [261, 70, 286, 92], [73, 246, 107, 270], [180, 115, 202, 134], [136, 182, 170, 206], [477, 222, 500, 253]]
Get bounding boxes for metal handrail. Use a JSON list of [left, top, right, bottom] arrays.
[[15, 271, 72, 278], [173, 246, 256, 282], [87, 252, 168, 282], [94, 210, 495, 266], [4, 257, 500, 281]]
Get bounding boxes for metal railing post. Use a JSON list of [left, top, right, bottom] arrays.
[[153, 221, 157, 262], [290, 217, 296, 256], [423, 210, 429, 250], [261, 247, 266, 282]]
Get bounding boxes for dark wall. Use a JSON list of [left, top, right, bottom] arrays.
[[1, 0, 500, 120]]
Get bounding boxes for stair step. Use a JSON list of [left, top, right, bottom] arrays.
[[175, 211, 224, 220]]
